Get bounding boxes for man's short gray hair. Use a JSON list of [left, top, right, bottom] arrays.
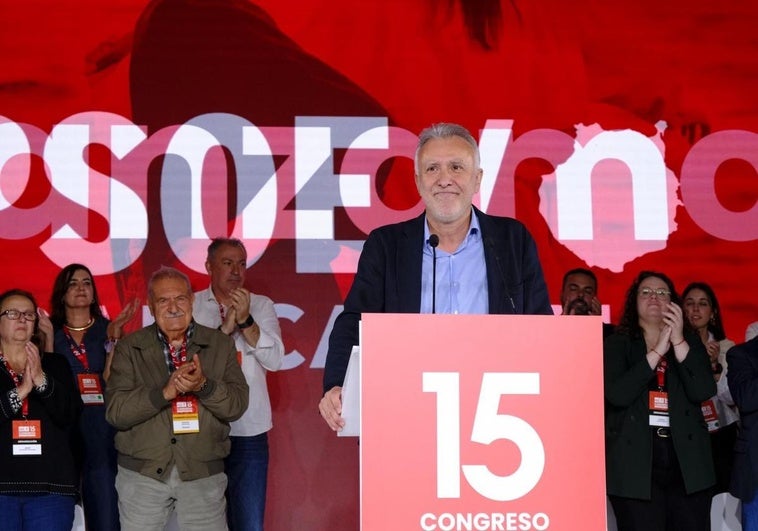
[[148, 266, 192, 302], [414, 123, 480, 174]]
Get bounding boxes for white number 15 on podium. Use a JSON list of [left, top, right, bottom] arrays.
[[422, 372, 545, 502]]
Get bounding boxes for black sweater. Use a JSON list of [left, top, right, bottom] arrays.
[[0, 351, 83, 496]]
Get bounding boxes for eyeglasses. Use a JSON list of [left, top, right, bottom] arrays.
[[0, 309, 37, 321], [638, 288, 671, 299]]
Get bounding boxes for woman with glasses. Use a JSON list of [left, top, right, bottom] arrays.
[[682, 282, 738, 497], [604, 271, 715, 531], [40, 264, 138, 531], [0, 289, 82, 531]]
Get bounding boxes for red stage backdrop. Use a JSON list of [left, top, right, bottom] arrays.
[[1, 1, 757, 530]]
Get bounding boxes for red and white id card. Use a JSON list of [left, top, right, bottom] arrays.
[[649, 390, 669, 412], [701, 399, 720, 432], [172, 395, 200, 434], [12, 419, 42, 455], [649, 390, 670, 427], [77, 373, 104, 405]]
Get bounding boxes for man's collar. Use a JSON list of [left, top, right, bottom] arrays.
[[423, 207, 480, 241], [156, 320, 195, 346], [206, 285, 220, 302], [207, 285, 230, 305]]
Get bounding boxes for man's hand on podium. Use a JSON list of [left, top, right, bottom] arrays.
[[319, 386, 345, 432]]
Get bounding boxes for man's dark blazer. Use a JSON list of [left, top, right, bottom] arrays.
[[727, 336, 758, 501], [323, 208, 553, 392]]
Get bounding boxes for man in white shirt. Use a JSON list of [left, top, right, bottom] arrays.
[[192, 238, 284, 531]]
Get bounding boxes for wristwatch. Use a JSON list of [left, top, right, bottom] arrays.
[[238, 314, 255, 330]]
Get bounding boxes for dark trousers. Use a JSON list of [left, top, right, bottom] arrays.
[[0, 494, 75, 531], [79, 406, 120, 530], [711, 421, 738, 494], [225, 433, 269, 531], [610, 435, 712, 531]]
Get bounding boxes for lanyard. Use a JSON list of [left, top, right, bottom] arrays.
[[2, 356, 28, 416], [169, 338, 188, 371], [64, 327, 90, 371], [656, 355, 668, 390]]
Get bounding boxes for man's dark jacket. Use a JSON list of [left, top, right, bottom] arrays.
[[727, 337, 758, 502], [323, 208, 553, 392]]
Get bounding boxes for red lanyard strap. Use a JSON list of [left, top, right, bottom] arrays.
[[64, 328, 90, 371], [2, 356, 28, 416], [656, 355, 668, 390], [169, 338, 188, 370]]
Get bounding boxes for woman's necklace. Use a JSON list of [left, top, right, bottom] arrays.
[[65, 317, 95, 332]]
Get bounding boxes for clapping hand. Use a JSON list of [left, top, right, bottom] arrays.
[[107, 298, 141, 340]]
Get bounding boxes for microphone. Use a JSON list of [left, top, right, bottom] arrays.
[[486, 238, 516, 313], [428, 234, 439, 314]]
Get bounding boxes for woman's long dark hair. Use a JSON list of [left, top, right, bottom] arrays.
[[50, 264, 103, 328], [682, 282, 726, 341], [616, 271, 683, 339]]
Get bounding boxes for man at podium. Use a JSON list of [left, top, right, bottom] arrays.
[[318, 122, 553, 431]]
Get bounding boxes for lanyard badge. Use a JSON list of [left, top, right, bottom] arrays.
[[3, 357, 43, 455], [649, 356, 669, 428]]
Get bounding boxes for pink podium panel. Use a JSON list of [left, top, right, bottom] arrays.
[[360, 314, 605, 530]]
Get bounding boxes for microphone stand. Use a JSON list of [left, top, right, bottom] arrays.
[[428, 234, 439, 314]]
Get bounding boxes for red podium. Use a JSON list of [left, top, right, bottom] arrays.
[[359, 313, 606, 530]]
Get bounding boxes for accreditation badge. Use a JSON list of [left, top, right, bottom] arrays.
[[172, 395, 200, 434], [649, 390, 668, 412], [648, 390, 670, 427], [77, 373, 104, 405], [12, 419, 42, 455], [701, 399, 720, 432]]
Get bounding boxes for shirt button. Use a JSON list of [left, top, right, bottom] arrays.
[[171, 438, 177, 444], [156, 468, 163, 474]]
